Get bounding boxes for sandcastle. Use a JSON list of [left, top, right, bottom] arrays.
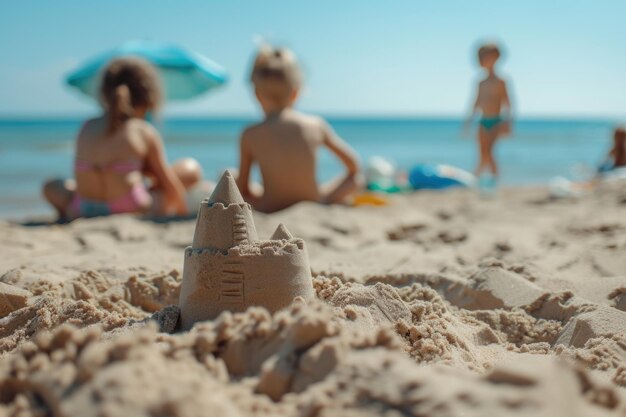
[[178, 171, 315, 330]]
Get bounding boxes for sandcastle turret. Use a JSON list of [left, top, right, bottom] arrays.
[[179, 171, 314, 330], [191, 170, 258, 249]]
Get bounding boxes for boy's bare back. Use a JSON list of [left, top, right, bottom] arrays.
[[239, 109, 332, 212]]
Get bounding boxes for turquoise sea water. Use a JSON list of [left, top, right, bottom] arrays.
[[0, 117, 616, 219]]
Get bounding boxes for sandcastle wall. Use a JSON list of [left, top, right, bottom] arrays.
[[179, 239, 313, 330]]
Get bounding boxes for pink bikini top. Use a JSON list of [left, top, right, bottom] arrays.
[[75, 159, 142, 174]]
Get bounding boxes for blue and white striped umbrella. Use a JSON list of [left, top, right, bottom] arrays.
[[66, 40, 228, 101]]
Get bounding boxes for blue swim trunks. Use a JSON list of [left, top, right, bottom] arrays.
[[479, 116, 503, 131]]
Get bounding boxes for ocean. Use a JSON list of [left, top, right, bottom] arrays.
[[0, 117, 615, 219]]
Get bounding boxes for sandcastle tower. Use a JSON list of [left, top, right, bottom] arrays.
[[179, 171, 314, 330]]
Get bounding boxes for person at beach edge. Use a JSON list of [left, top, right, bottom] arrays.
[[42, 57, 202, 220], [236, 45, 362, 213], [598, 126, 626, 173], [463, 43, 512, 187]]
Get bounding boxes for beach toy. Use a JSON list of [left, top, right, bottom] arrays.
[[366, 156, 396, 187], [365, 156, 411, 193], [549, 177, 580, 198], [178, 171, 314, 330], [352, 192, 390, 207], [408, 164, 476, 190], [548, 176, 595, 198], [66, 40, 228, 101]]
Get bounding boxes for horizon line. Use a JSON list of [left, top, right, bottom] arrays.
[[0, 112, 623, 123]]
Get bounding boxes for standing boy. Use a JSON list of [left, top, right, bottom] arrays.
[[464, 43, 512, 189]]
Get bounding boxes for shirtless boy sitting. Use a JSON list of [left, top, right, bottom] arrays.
[[236, 46, 361, 213]]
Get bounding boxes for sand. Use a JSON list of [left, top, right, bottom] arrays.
[[1, 183, 625, 416]]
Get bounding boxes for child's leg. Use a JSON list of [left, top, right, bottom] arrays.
[[476, 129, 488, 176], [319, 172, 363, 204], [42, 178, 75, 218], [484, 132, 499, 176], [477, 128, 499, 176]]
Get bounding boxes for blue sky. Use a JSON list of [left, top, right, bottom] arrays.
[[1, 0, 625, 119]]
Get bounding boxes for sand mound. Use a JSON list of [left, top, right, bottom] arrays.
[[3, 267, 624, 416], [1, 291, 622, 417], [0, 282, 31, 318], [437, 265, 547, 310], [0, 269, 181, 354], [556, 335, 626, 388], [556, 306, 626, 348]]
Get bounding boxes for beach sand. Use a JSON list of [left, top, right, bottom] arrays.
[[1, 183, 625, 416]]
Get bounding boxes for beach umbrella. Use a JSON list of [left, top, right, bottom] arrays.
[[65, 40, 228, 101]]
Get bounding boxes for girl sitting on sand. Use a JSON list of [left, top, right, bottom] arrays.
[[42, 57, 202, 221], [236, 45, 362, 213]]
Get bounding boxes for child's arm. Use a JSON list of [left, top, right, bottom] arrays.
[[236, 130, 254, 198], [319, 120, 361, 204], [463, 88, 481, 136], [500, 79, 513, 136], [145, 126, 187, 215], [322, 121, 359, 176], [501, 80, 512, 120]]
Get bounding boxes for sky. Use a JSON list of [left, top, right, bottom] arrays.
[[0, 0, 625, 119]]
